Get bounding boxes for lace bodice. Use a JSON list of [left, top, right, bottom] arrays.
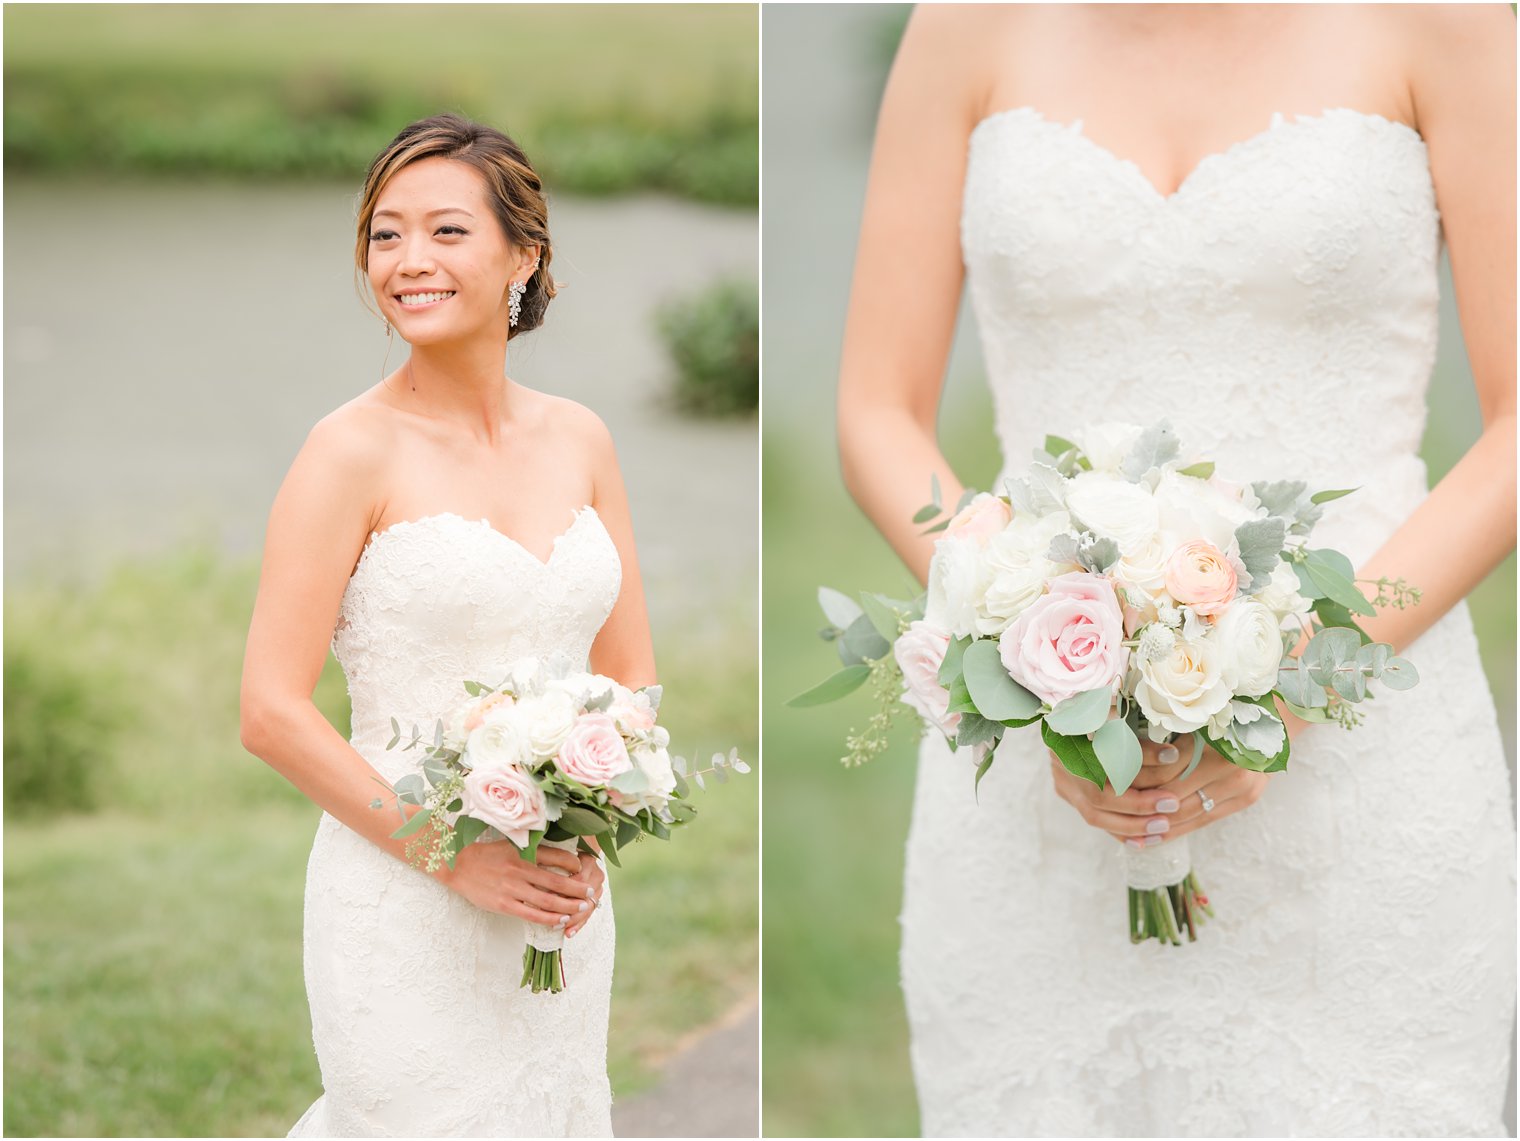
[[899, 106, 1515, 1137], [962, 107, 1438, 563], [333, 508, 621, 780]]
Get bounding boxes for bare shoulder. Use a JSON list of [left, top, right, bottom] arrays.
[[518, 386, 617, 456], [1393, 4, 1514, 128], [300, 389, 402, 481], [891, 4, 1014, 127]]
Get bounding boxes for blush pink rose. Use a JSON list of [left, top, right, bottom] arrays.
[[893, 620, 961, 737], [461, 764, 547, 848], [997, 572, 1127, 707], [1165, 540, 1238, 617], [555, 713, 633, 787], [944, 493, 1012, 544]]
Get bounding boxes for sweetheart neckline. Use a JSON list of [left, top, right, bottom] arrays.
[[969, 105, 1425, 204], [351, 506, 602, 578]]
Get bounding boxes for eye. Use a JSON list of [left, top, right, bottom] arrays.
[[436, 224, 469, 237], [368, 228, 398, 243]]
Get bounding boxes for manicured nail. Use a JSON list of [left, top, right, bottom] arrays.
[[1145, 818, 1169, 835], [1145, 835, 1163, 847], [556, 915, 569, 927], [1125, 839, 1144, 850], [578, 902, 589, 912], [586, 888, 596, 901], [1156, 797, 1180, 813], [1159, 745, 1179, 764]]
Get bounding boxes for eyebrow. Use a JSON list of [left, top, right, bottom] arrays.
[[372, 207, 477, 219]]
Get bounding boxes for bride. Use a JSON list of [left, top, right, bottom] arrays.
[[240, 114, 649, 1136], [837, 5, 1514, 1135]]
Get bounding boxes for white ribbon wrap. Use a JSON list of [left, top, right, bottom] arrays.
[[1121, 834, 1192, 892], [524, 835, 582, 953]]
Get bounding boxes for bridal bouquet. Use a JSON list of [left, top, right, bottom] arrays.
[[794, 421, 1419, 945], [375, 655, 747, 991]]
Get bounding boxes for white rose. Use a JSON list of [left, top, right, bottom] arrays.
[[1153, 471, 1254, 552], [515, 691, 579, 759], [977, 531, 1056, 635], [616, 745, 679, 813], [1065, 471, 1160, 556], [465, 716, 531, 772], [893, 620, 961, 737], [1255, 561, 1313, 625], [1112, 530, 1174, 600], [924, 534, 990, 640], [1209, 598, 1283, 697], [1073, 422, 1143, 473], [1132, 635, 1233, 736]]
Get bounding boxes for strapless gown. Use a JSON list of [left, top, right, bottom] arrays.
[[289, 508, 620, 1137], [899, 108, 1516, 1136]]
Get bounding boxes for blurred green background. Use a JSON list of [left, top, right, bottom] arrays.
[[760, 6, 1516, 1137], [5, 5, 757, 1136]]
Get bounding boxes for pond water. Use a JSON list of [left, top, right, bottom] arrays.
[[4, 178, 757, 628]]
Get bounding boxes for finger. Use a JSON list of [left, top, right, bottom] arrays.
[[499, 897, 575, 927], [531, 848, 581, 872], [516, 884, 596, 917], [516, 864, 598, 899], [1155, 778, 1267, 842], [1050, 756, 1184, 817]]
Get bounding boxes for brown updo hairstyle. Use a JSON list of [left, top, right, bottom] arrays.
[[355, 113, 556, 339]]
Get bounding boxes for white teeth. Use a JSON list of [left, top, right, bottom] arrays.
[[398, 291, 455, 306]]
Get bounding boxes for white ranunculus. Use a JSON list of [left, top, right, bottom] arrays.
[[1133, 635, 1233, 736], [515, 691, 579, 759], [1064, 471, 1160, 556], [466, 716, 532, 772], [1210, 598, 1283, 697], [924, 534, 990, 640], [1112, 530, 1174, 600], [1153, 471, 1254, 552], [1255, 561, 1313, 625], [1073, 422, 1143, 473]]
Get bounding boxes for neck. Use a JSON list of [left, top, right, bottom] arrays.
[[399, 334, 517, 442]]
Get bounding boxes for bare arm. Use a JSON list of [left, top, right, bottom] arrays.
[[837, 8, 994, 584], [584, 412, 657, 689], [1356, 4, 1516, 651]]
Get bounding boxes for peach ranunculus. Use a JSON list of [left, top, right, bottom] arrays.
[[997, 572, 1128, 708], [463, 690, 514, 733], [460, 764, 547, 848], [1164, 540, 1238, 617], [555, 713, 633, 788], [944, 492, 1012, 544]]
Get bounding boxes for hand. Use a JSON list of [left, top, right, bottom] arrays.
[[1048, 733, 1267, 846], [563, 848, 606, 939], [436, 840, 598, 929]]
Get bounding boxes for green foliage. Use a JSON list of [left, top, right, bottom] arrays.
[[657, 278, 759, 416], [3, 6, 757, 204]]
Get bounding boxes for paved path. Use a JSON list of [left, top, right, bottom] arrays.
[[613, 996, 758, 1138]]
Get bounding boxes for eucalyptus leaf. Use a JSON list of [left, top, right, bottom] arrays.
[[599, 836, 622, 868], [1041, 721, 1105, 788], [1310, 487, 1359, 504], [391, 808, 433, 840], [1302, 549, 1375, 616], [393, 773, 427, 806], [788, 664, 872, 708], [1093, 718, 1143, 795], [1380, 657, 1420, 691], [1179, 732, 1207, 779], [930, 471, 942, 508], [1311, 596, 1372, 641], [463, 679, 484, 697], [422, 756, 452, 788], [860, 592, 906, 641], [1275, 660, 1323, 708], [962, 639, 1041, 721], [839, 613, 891, 666], [1304, 627, 1361, 686], [1281, 697, 1332, 724], [454, 816, 488, 849], [1176, 461, 1216, 479], [973, 750, 996, 796], [733, 759, 752, 775], [1044, 433, 1079, 457], [556, 806, 608, 837], [1355, 642, 1392, 678], [610, 767, 650, 794], [1329, 667, 1367, 702], [615, 818, 642, 848], [911, 504, 942, 524], [937, 635, 970, 686], [1046, 687, 1114, 736]]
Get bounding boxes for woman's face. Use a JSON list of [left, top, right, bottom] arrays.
[[366, 156, 533, 347]]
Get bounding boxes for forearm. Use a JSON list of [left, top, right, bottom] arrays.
[[1353, 414, 1516, 652], [838, 402, 964, 586], [241, 697, 426, 869]]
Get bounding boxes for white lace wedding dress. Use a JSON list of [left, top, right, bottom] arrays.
[[900, 108, 1516, 1136], [289, 507, 620, 1137]]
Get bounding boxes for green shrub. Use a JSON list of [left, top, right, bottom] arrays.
[[657, 278, 759, 416]]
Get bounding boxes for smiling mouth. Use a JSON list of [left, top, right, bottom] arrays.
[[397, 291, 456, 307]]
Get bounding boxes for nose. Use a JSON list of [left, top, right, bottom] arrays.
[[397, 232, 435, 277]]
